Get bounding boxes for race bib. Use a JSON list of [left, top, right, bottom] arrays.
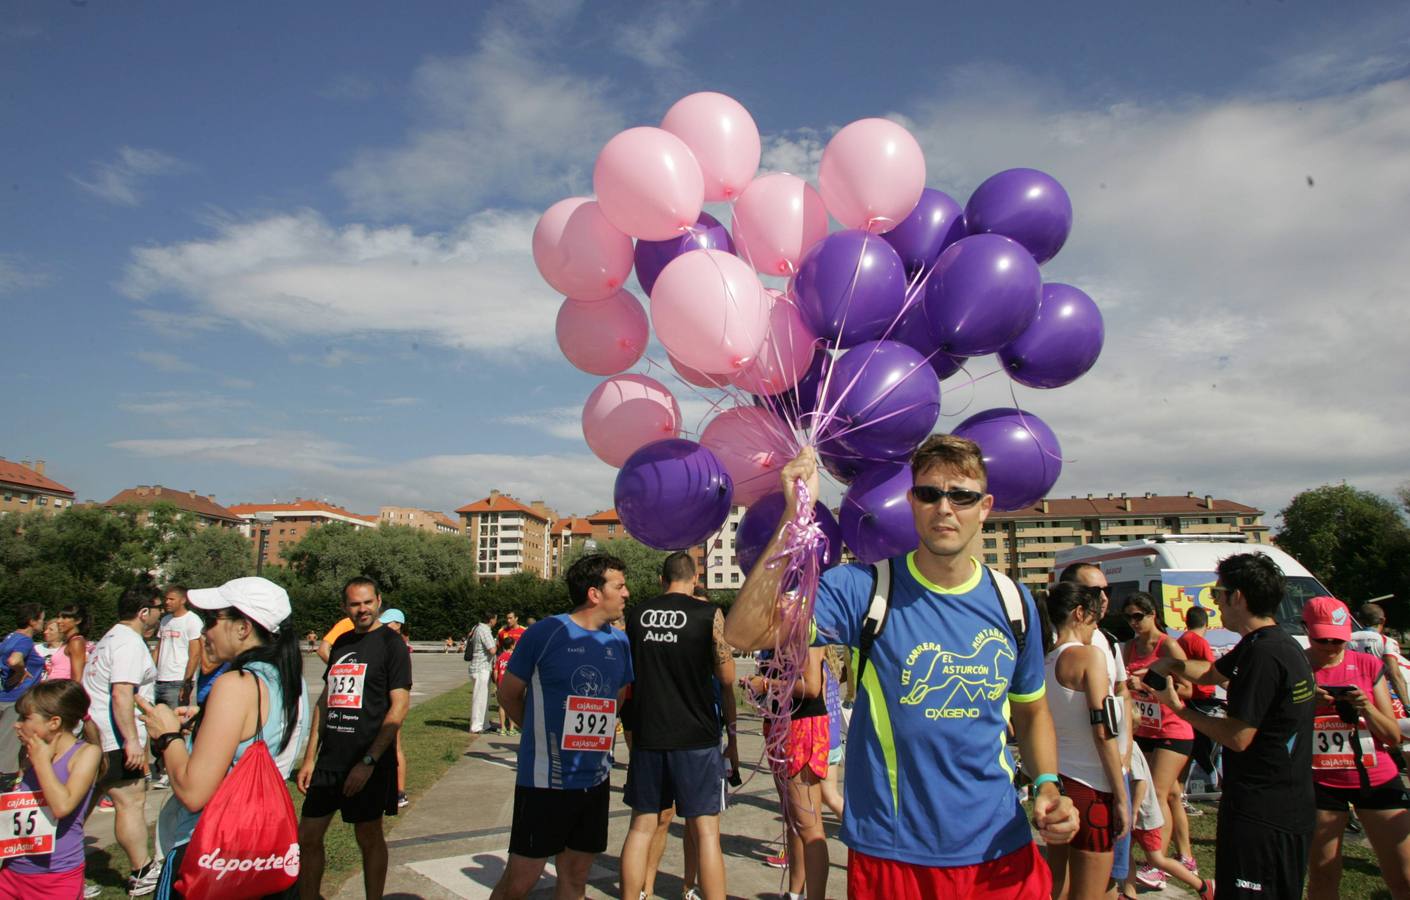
[[561, 696, 616, 752], [0, 792, 58, 859], [1312, 716, 1376, 770], [328, 662, 367, 709], [1134, 698, 1161, 723]]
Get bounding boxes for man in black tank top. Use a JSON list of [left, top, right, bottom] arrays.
[[620, 552, 736, 900]]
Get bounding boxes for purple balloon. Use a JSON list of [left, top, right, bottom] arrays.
[[818, 442, 868, 485], [735, 491, 843, 575], [818, 340, 940, 463], [890, 299, 964, 381], [793, 231, 907, 349], [840, 462, 919, 564], [952, 408, 1062, 511], [881, 188, 967, 277], [614, 438, 734, 550], [999, 283, 1104, 389], [925, 234, 1042, 357], [754, 347, 833, 432], [965, 168, 1073, 265], [633, 212, 735, 297]]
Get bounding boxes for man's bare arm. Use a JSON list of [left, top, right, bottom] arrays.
[[498, 672, 528, 726]]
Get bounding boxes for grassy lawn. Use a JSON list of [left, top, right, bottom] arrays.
[[86, 682, 474, 898]]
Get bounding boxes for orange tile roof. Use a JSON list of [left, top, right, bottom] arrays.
[[455, 494, 549, 520], [0, 460, 74, 497], [105, 485, 241, 522], [987, 494, 1263, 520], [227, 499, 377, 524], [432, 512, 462, 530], [587, 508, 621, 524]]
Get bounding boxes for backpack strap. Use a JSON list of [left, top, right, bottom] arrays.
[[854, 559, 893, 687], [985, 566, 1028, 655]]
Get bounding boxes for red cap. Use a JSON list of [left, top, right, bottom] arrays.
[[1302, 595, 1352, 641]]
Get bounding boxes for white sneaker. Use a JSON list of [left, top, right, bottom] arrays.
[[1135, 864, 1166, 889], [128, 857, 163, 897], [83, 883, 102, 899]]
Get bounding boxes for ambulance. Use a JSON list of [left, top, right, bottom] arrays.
[[1052, 533, 1332, 649]]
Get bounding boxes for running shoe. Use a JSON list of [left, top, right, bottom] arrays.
[[683, 889, 702, 900], [764, 852, 788, 868], [128, 857, 163, 897], [1198, 877, 1216, 899], [83, 882, 102, 899], [1180, 853, 1200, 874], [1134, 864, 1166, 889], [398, 792, 409, 808], [1182, 796, 1204, 816], [98, 796, 114, 810], [149, 773, 170, 790]]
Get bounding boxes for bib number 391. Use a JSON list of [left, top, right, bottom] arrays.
[[0, 792, 57, 859], [561, 696, 617, 752]]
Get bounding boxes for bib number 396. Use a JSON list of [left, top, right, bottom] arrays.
[[0, 792, 57, 858], [561, 696, 617, 752], [1312, 716, 1376, 770]]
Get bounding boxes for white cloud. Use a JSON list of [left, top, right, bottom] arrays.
[[120, 208, 559, 355], [222, 377, 256, 390], [110, 432, 616, 517], [133, 350, 197, 373], [116, 392, 250, 417], [0, 257, 49, 294], [759, 129, 826, 181], [70, 146, 187, 206], [331, 7, 623, 218], [376, 396, 424, 407], [613, 1, 708, 73]]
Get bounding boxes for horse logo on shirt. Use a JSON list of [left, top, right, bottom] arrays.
[[571, 666, 605, 697], [899, 629, 1014, 718]]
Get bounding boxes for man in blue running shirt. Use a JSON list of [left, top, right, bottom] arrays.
[[492, 554, 634, 900], [727, 436, 1079, 899]]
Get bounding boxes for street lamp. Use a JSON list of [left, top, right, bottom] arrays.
[[254, 512, 275, 575]]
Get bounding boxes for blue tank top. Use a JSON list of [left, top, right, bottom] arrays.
[[9, 741, 92, 874], [157, 662, 289, 854]]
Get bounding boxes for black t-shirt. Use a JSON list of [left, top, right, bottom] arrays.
[[1215, 625, 1316, 833], [626, 593, 722, 750], [316, 625, 413, 774]]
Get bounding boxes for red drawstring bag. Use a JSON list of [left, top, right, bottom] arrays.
[[175, 737, 300, 897]]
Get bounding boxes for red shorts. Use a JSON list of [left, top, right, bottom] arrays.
[[1062, 775, 1114, 853], [767, 714, 829, 780], [848, 842, 1051, 900], [0, 863, 85, 900], [1134, 827, 1163, 853]]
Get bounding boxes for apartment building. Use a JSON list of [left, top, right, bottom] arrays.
[[378, 506, 463, 536], [457, 491, 553, 579], [104, 485, 243, 529], [0, 458, 75, 516], [704, 506, 747, 591], [229, 499, 378, 569], [982, 491, 1268, 592], [550, 516, 595, 578]]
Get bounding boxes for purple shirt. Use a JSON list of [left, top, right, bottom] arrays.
[[9, 741, 91, 874]]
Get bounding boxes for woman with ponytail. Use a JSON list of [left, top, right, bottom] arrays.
[[136, 577, 310, 900]]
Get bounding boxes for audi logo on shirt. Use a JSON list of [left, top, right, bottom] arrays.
[[639, 609, 687, 643]]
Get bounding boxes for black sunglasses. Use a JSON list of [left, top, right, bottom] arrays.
[[910, 485, 984, 508], [1125, 611, 1149, 622], [1311, 637, 1345, 645]]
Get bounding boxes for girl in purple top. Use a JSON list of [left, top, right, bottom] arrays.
[[0, 680, 101, 898]]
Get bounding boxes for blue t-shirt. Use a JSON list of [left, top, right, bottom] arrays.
[[812, 553, 1045, 867], [507, 614, 633, 790], [0, 632, 45, 703]]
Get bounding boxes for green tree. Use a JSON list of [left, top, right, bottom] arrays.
[[164, 526, 255, 587], [1276, 484, 1410, 623]]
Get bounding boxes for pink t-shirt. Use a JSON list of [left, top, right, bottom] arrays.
[[1312, 649, 1399, 790], [1125, 636, 1195, 741]]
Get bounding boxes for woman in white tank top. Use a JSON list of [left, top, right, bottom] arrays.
[[1043, 582, 1132, 899]]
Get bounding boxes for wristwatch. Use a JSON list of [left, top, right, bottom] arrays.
[[361, 754, 378, 767], [152, 732, 183, 755]]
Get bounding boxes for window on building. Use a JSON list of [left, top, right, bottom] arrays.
[[607, 524, 616, 534], [714, 539, 723, 549], [36, 496, 47, 506], [19, 494, 28, 504], [714, 556, 723, 565], [984, 553, 999, 564], [2, 493, 10, 502], [731, 572, 740, 583], [983, 538, 996, 549]]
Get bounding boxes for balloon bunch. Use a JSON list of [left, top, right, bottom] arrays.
[[533, 91, 1104, 562]]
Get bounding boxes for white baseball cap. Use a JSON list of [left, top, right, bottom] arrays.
[[187, 577, 291, 634]]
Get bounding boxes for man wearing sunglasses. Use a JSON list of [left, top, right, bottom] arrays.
[[1148, 553, 1316, 900], [727, 436, 1077, 900]]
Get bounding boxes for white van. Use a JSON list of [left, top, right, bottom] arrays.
[[1052, 534, 1332, 649]]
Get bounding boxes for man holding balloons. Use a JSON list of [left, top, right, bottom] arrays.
[[726, 437, 1078, 899]]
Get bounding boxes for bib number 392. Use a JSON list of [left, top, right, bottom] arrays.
[[1312, 716, 1376, 770], [328, 662, 367, 709], [561, 696, 617, 752], [0, 792, 57, 858]]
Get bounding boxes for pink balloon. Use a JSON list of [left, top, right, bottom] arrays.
[[556, 291, 648, 376], [818, 118, 926, 234], [660, 92, 761, 202], [730, 173, 830, 277], [700, 407, 799, 507], [732, 290, 818, 396], [651, 249, 771, 375], [668, 354, 735, 390], [593, 127, 705, 241], [531, 197, 634, 301], [582, 374, 682, 468]]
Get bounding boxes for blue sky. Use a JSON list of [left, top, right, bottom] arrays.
[[4, 1, 1408, 522]]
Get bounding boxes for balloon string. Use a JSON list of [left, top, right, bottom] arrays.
[[1006, 378, 1076, 464], [808, 396, 937, 448], [805, 235, 873, 446], [938, 359, 984, 420]]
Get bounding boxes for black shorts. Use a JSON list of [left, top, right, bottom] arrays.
[[509, 780, 610, 858], [99, 749, 147, 787], [1214, 814, 1310, 900], [1135, 735, 1195, 758], [1315, 778, 1410, 812], [301, 761, 399, 824], [623, 746, 725, 818]]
